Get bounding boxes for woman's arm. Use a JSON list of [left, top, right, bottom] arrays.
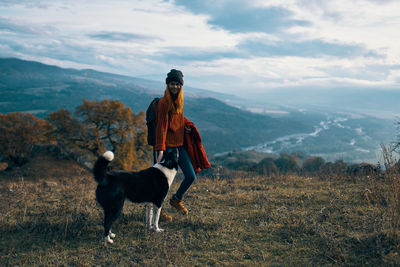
[[156, 150, 164, 163]]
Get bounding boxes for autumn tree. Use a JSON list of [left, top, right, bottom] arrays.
[[47, 99, 151, 170], [0, 112, 53, 166], [46, 108, 87, 154]]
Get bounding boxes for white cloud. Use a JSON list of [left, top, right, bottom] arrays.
[[0, 0, 399, 94], [275, 1, 400, 59], [183, 54, 400, 95]]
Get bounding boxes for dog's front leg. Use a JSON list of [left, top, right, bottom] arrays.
[[109, 230, 116, 238], [146, 203, 153, 229], [152, 204, 164, 232], [105, 230, 116, 244]]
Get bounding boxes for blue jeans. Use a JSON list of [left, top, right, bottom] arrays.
[[165, 146, 196, 200]]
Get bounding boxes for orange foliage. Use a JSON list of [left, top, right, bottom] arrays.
[[48, 99, 151, 170], [0, 112, 53, 166]]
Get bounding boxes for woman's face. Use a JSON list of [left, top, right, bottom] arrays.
[[168, 81, 180, 95]]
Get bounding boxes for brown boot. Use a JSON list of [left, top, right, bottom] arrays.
[[160, 209, 172, 222], [170, 197, 188, 215]]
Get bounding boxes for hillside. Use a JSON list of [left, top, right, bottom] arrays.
[[0, 57, 158, 114], [1, 156, 399, 266], [0, 57, 238, 114]]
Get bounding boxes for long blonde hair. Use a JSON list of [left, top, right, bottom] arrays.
[[165, 85, 183, 114]]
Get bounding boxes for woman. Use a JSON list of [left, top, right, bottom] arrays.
[[155, 69, 205, 218]]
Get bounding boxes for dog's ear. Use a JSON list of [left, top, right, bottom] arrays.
[[167, 148, 178, 159], [162, 148, 179, 170], [168, 158, 179, 170]]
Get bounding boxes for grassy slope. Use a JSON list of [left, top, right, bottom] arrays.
[[1, 160, 399, 266]]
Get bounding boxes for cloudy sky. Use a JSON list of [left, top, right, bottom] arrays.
[[1, 0, 399, 96]]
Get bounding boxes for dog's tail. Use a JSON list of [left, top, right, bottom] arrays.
[[93, 151, 114, 185]]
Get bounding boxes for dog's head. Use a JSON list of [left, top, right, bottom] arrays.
[[160, 148, 179, 170]]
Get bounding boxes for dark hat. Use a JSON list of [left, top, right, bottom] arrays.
[[166, 69, 184, 85]]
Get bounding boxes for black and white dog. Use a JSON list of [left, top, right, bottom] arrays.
[[93, 149, 178, 244]]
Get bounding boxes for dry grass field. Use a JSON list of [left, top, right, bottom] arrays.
[[1, 155, 400, 266]]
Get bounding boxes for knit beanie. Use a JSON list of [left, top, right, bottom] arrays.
[[166, 69, 184, 85]]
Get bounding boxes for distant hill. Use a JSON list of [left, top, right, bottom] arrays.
[[0, 57, 311, 155], [0, 57, 239, 114]]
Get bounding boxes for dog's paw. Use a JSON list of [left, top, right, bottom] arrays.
[[105, 235, 114, 244], [154, 228, 164, 233], [109, 231, 116, 238]]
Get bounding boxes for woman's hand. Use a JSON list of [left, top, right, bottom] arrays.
[[156, 150, 164, 163]]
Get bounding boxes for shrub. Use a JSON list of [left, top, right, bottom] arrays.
[[225, 158, 254, 171], [274, 153, 299, 175], [302, 156, 326, 175], [320, 159, 348, 177], [252, 157, 279, 176], [346, 163, 379, 177], [367, 144, 400, 256]]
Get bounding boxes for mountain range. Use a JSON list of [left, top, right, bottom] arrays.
[[1, 57, 398, 163], [0, 57, 310, 155]]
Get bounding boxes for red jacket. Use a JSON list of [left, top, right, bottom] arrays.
[[184, 119, 211, 174]]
